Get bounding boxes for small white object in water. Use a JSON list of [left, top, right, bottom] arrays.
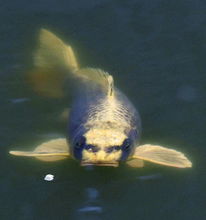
[[44, 174, 54, 181]]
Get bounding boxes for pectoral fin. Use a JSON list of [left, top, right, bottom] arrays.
[[132, 144, 192, 168], [126, 158, 144, 168], [9, 138, 70, 162]]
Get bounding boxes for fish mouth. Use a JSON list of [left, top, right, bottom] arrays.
[[81, 161, 119, 167]]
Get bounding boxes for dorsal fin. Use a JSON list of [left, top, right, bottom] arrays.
[[76, 68, 114, 96]]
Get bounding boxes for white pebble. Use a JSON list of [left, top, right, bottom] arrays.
[[44, 174, 54, 181]]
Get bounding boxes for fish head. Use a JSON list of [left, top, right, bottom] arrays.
[[72, 128, 136, 167]]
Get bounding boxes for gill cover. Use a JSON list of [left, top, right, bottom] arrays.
[[29, 29, 114, 98]]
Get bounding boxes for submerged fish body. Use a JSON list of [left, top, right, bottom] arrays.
[[9, 29, 192, 169], [68, 84, 141, 165]]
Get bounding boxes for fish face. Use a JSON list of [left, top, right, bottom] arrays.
[[72, 129, 134, 167], [81, 145, 122, 167]]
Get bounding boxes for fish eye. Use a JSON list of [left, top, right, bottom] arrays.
[[120, 138, 132, 161], [75, 136, 86, 149], [73, 136, 86, 160], [122, 138, 131, 151]]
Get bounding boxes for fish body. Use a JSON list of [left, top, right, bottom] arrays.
[[68, 82, 141, 165], [9, 29, 192, 169]]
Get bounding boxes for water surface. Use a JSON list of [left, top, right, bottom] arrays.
[[0, 1, 205, 219]]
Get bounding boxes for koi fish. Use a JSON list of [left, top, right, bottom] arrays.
[[9, 29, 192, 168]]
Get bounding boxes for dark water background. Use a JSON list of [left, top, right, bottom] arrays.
[[0, 0, 205, 219]]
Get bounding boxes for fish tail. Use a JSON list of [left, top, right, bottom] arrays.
[[28, 29, 115, 98], [28, 29, 79, 98]]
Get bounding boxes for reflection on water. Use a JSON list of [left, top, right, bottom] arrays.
[[137, 173, 162, 181], [10, 97, 30, 104], [77, 187, 102, 219], [77, 170, 103, 219]]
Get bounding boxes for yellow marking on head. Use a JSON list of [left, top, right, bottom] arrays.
[[82, 148, 122, 163], [84, 128, 126, 148]]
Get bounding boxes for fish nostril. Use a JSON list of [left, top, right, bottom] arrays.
[[85, 145, 99, 153]]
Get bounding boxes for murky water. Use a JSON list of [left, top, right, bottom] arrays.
[[0, 1, 205, 219]]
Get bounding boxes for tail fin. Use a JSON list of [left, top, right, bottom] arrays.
[[29, 29, 114, 98], [29, 29, 79, 98], [34, 29, 78, 71]]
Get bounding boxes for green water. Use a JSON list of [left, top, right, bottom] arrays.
[[0, 1, 205, 219]]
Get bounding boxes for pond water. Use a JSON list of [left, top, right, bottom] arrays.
[[0, 1, 205, 219]]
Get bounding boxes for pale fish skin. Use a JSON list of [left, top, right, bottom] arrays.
[[68, 82, 141, 166], [9, 29, 192, 169]]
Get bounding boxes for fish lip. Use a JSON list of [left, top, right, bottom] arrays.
[[81, 161, 119, 167]]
